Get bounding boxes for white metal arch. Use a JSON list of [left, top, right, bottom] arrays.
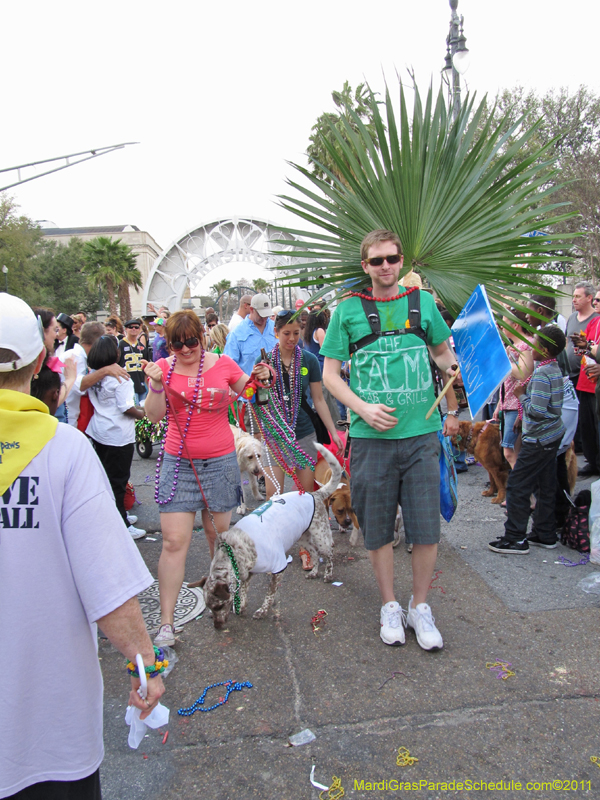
[[143, 216, 305, 312]]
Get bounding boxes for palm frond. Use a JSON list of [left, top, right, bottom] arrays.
[[272, 80, 578, 325]]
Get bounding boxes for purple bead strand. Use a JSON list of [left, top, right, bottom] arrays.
[[155, 350, 206, 506]]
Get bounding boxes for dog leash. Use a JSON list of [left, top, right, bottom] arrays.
[[162, 375, 219, 538], [160, 363, 275, 538]]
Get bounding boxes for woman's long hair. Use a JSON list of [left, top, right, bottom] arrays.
[[303, 310, 328, 345]]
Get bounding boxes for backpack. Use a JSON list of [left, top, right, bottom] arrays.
[[561, 490, 591, 553], [348, 288, 426, 354]]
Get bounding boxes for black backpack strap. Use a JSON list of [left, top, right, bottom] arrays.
[[349, 289, 426, 354], [407, 287, 423, 337], [348, 296, 383, 354]]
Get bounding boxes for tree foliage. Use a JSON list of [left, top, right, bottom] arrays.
[[274, 80, 577, 330], [251, 278, 270, 294], [475, 85, 600, 281], [82, 236, 140, 319], [307, 81, 380, 186], [210, 279, 232, 318], [0, 195, 42, 300], [33, 238, 100, 316]]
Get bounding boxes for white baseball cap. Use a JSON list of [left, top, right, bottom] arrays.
[[250, 293, 273, 317], [0, 293, 46, 372]]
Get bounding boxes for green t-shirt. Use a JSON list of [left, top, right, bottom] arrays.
[[320, 290, 451, 440]]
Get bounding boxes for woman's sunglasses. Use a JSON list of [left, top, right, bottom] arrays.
[[171, 337, 200, 351], [365, 254, 402, 266]]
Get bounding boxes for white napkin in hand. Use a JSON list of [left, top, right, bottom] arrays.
[[125, 702, 170, 749]]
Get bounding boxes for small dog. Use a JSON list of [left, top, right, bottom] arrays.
[[196, 443, 342, 629], [452, 420, 509, 504], [313, 458, 402, 547], [565, 441, 577, 494], [230, 424, 264, 514]]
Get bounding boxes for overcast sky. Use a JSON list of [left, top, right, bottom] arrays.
[[3, 0, 598, 292]]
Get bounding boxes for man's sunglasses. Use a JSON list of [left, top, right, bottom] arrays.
[[171, 337, 200, 351], [365, 254, 402, 266], [126, 324, 141, 329], [593, 297, 600, 304]]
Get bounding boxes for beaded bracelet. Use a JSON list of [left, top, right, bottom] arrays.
[[148, 381, 165, 394], [126, 646, 169, 678]]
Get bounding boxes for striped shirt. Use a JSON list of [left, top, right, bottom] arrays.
[[521, 361, 565, 445]]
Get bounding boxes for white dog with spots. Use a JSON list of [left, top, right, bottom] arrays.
[[197, 443, 341, 628]]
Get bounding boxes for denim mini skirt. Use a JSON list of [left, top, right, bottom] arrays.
[[157, 450, 242, 513]]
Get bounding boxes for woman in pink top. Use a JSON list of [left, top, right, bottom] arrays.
[[144, 310, 269, 647], [494, 309, 535, 469]]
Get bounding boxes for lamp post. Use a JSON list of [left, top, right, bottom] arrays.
[[442, 0, 470, 123], [2, 265, 7, 292]]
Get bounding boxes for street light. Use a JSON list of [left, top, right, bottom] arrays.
[[2, 265, 7, 292], [442, 0, 470, 123]]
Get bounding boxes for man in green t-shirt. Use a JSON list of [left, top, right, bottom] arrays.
[[321, 229, 460, 653]]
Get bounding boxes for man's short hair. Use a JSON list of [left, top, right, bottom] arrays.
[[538, 324, 566, 358], [0, 348, 38, 389], [79, 321, 105, 346], [529, 293, 556, 319], [575, 281, 595, 297], [240, 295, 252, 306], [360, 229, 403, 261]]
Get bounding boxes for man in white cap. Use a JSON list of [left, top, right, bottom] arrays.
[[0, 294, 164, 799], [223, 293, 276, 377]]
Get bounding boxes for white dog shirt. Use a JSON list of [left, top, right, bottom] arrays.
[[235, 492, 316, 574]]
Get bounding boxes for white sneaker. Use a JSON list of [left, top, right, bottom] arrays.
[[406, 596, 443, 651], [127, 514, 138, 525], [154, 623, 175, 647], [128, 524, 146, 540], [380, 601, 406, 646]]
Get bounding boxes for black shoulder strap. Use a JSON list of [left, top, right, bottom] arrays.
[[361, 296, 381, 336], [349, 290, 426, 354], [407, 286, 422, 332]]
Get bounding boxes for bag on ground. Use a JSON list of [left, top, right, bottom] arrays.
[[561, 489, 591, 553]]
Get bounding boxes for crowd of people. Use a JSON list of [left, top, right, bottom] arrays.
[[1, 239, 598, 798]]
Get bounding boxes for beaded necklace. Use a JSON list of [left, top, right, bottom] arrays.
[[219, 541, 242, 614], [177, 680, 253, 716], [249, 401, 315, 494], [271, 343, 302, 429], [154, 350, 205, 505], [244, 343, 315, 493], [351, 285, 418, 303]]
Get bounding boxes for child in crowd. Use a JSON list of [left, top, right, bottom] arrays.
[[30, 364, 61, 416], [489, 325, 566, 554], [85, 336, 147, 539]]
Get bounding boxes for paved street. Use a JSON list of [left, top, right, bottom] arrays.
[[99, 448, 600, 800]]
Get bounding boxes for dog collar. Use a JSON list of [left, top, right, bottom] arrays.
[[219, 541, 242, 615]]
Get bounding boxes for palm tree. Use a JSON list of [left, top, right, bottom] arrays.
[[252, 278, 270, 294], [118, 251, 142, 321], [83, 237, 141, 319], [275, 81, 577, 334], [210, 279, 231, 318], [307, 81, 380, 187]]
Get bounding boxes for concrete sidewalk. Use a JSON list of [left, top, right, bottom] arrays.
[[99, 450, 600, 799]]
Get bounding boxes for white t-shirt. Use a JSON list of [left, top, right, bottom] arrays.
[[236, 492, 316, 574], [86, 373, 137, 446], [60, 342, 88, 426], [0, 424, 153, 798], [228, 312, 244, 332]]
